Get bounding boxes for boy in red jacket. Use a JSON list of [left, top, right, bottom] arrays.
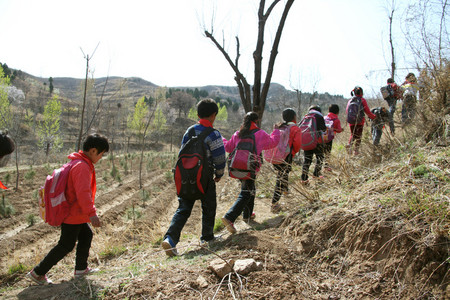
[[27, 133, 109, 285]]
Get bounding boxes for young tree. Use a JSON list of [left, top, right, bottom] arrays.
[[0, 67, 12, 131], [168, 91, 196, 118], [37, 94, 63, 157], [216, 103, 228, 122], [204, 0, 296, 122], [129, 88, 166, 189]]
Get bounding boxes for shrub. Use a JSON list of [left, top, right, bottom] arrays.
[[26, 214, 36, 226], [24, 166, 36, 180], [0, 195, 15, 217]]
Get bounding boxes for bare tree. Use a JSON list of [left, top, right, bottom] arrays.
[[204, 0, 295, 122], [77, 44, 99, 151], [386, 0, 398, 79]]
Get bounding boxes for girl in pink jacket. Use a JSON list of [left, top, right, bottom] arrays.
[[221, 112, 280, 233]]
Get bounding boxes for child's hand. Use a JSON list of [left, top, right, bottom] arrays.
[[90, 215, 102, 227]]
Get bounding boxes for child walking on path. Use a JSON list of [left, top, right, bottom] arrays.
[[401, 73, 419, 124], [222, 112, 280, 233], [27, 133, 109, 285], [300, 106, 327, 183], [384, 78, 402, 134], [162, 99, 226, 257], [370, 107, 392, 146], [323, 104, 343, 171], [270, 108, 301, 212], [346, 86, 376, 155]]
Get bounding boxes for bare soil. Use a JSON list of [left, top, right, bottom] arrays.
[[0, 148, 448, 299]]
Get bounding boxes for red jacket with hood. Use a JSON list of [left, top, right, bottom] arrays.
[[64, 151, 97, 224]]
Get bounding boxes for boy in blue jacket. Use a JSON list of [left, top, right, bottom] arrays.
[[162, 99, 226, 257]]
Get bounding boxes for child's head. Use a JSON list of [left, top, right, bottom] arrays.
[[309, 105, 321, 113], [197, 98, 219, 119], [405, 73, 417, 83], [351, 86, 363, 96], [282, 108, 296, 123], [0, 132, 14, 159], [328, 104, 340, 115], [239, 111, 259, 138], [83, 133, 110, 154], [387, 78, 394, 84]]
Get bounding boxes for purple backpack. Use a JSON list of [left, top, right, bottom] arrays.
[[346, 96, 365, 124]]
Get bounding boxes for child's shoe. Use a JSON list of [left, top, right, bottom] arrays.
[[74, 267, 99, 278], [161, 236, 178, 257], [271, 203, 282, 213], [221, 217, 237, 234], [26, 269, 53, 285], [243, 212, 256, 223]]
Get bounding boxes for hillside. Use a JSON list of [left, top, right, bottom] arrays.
[[0, 127, 448, 299]]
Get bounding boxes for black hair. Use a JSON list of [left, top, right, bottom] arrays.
[[197, 98, 219, 119], [0, 133, 14, 159], [82, 133, 110, 153], [387, 78, 394, 83], [309, 105, 321, 113], [239, 112, 259, 138], [351, 86, 363, 96], [282, 108, 296, 122], [406, 73, 417, 83], [328, 104, 340, 114]]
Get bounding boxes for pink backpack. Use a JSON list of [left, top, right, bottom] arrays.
[[39, 160, 84, 226], [323, 116, 336, 142], [264, 124, 293, 164]]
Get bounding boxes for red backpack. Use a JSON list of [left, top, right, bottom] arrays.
[[227, 129, 260, 180], [174, 127, 213, 201], [39, 160, 84, 226]]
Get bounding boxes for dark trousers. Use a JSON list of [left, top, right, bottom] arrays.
[[348, 124, 364, 152], [34, 223, 93, 275], [224, 179, 256, 223], [165, 178, 216, 244], [402, 95, 416, 123], [272, 154, 293, 204], [323, 141, 333, 168], [371, 125, 383, 145], [386, 97, 396, 133], [301, 144, 324, 181]]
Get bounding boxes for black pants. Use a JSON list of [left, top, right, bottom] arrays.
[[165, 177, 217, 244], [224, 179, 256, 222], [323, 141, 333, 168], [301, 144, 324, 181], [34, 223, 93, 275], [272, 154, 293, 204]]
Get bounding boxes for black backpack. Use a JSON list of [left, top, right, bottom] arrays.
[[173, 127, 214, 200]]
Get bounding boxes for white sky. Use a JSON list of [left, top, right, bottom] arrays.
[[0, 0, 417, 97]]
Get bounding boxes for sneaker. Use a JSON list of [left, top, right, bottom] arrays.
[[26, 269, 53, 285], [200, 236, 222, 247], [243, 212, 256, 223], [271, 203, 282, 213], [300, 180, 309, 186], [221, 217, 237, 234], [161, 236, 178, 257], [74, 267, 99, 278]]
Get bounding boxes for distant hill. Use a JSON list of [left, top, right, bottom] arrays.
[[9, 69, 345, 112]]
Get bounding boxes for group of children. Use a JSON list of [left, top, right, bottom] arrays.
[[162, 98, 346, 256], [17, 73, 419, 284], [163, 72, 419, 257]]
